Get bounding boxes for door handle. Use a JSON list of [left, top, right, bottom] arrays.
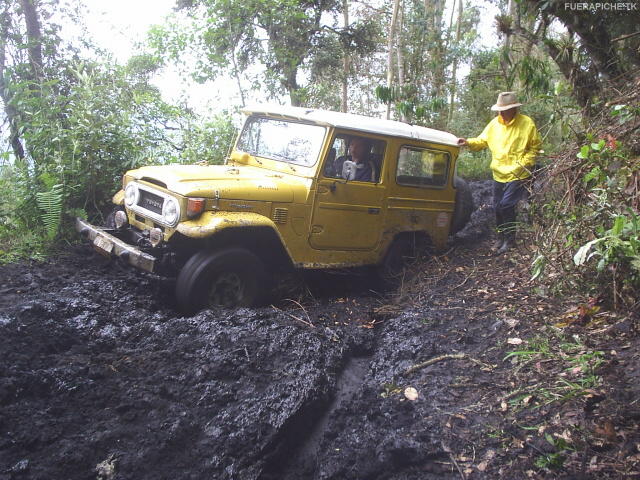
[[368, 208, 380, 215]]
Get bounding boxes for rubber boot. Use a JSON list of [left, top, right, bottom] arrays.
[[492, 232, 504, 252], [497, 232, 515, 255], [492, 211, 505, 251]]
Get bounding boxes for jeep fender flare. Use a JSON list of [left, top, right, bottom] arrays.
[[176, 211, 294, 270]]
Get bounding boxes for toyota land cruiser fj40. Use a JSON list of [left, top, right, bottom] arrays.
[[76, 105, 473, 314]]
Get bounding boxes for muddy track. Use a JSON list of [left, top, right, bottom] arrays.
[[1, 181, 506, 480]]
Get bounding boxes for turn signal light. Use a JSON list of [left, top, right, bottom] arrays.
[[149, 228, 164, 247], [187, 198, 205, 219], [114, 210, 128, 229]]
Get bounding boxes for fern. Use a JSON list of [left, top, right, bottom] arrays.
[[35, 184, 64, 240]]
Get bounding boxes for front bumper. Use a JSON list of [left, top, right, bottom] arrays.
[[75, 217, 156, 273]]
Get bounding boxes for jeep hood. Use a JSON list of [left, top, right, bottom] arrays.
[[127, 164, 305, 202]]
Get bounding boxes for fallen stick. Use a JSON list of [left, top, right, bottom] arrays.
[[403, 353, 492, 376], [441, 441, 466, 480], [271, 305, 314, 328]]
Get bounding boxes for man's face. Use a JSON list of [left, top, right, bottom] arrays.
[[499, 107, 518, 122], [349, 138, 368, 162]]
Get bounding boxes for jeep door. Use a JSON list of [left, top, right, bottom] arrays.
[[385, 142, 456, 249], [310, 134, 386, 250]]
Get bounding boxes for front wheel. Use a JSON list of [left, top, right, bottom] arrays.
[[175, 248, 268, 315]]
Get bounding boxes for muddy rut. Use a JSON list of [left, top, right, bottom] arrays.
[[1, 182, 501, 480]]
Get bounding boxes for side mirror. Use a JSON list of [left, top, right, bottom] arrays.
[[342, 160, 357, 181]]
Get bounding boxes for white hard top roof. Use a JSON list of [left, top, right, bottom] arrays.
[[241, 104, 459, 147]]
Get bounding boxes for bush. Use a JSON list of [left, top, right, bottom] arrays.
[[531, 106, 640, 311]]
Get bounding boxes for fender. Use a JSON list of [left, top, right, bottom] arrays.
[[176, 211, 285, 238], [177, 212, 294, 265]]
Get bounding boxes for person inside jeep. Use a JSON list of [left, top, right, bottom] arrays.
[[345, 137, 377, 181], [326, 136, 380, 182]]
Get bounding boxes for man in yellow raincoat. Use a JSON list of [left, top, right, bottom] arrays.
[[457, 92, 541, 254]]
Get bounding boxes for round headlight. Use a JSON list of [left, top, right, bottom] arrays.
[[124, 183, 139, 207], [162, 197, 180, 225]]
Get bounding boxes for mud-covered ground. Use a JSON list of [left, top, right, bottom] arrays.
[[1, 181, 639, 479]]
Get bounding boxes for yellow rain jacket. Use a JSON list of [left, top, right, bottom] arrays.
[[467, 113, 541, 183]]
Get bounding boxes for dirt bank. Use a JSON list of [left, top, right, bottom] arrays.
[[1, 181, 638, 479]]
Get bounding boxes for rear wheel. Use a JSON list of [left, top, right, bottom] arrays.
[[176, 248, 268, 315], [375, 236, 413, 290], [451, 176, 474, 234]]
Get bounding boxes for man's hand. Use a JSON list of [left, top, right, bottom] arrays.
[[457, 138, 468, 146]]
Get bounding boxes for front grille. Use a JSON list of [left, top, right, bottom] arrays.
[[273, 208, 288, 224], [127, 183, 180, 228], [138, 190, 164, 214]]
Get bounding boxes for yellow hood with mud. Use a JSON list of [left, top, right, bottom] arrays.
[[126, 164, 310, 202]]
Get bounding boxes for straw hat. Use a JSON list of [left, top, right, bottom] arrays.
[[490, 91, 522, 111]]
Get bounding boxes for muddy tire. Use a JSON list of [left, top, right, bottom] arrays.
[[451, 176, 474, 234], [375, 236, 412, 290], [176, 248, 268, 314], [104, 208, 121, 229]]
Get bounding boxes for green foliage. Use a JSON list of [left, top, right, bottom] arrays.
[[503, 335, 550, 362], [0, 164, 45, 261], [0, 55, 238, 258], [153, 0, 377, 106], [178, 111, 238, 165], [534, 434, 570, 470], [7, 60, 181, 219], [531, 103, 640, 310], [610, 104, 640, 124], [512, 56, 553, 96], [503, 329, 605, 418], [455, 150, 492, 181], [35, 184, 64, 240], [375, 85, 448, 126], [0, 1, 237, 261], [573, 212, 640, 282]]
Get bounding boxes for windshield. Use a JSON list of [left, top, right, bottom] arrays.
[[237, 117, 326, 167]]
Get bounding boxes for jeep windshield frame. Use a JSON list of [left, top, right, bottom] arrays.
[[236, 116, 326, 167]]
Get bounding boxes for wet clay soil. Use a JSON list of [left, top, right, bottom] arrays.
[[1, 181, 639, 479]]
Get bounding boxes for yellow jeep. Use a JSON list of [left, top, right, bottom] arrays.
[[76, 105, 473, 313]]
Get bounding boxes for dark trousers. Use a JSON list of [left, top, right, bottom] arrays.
[[493, 180, 526, 237]]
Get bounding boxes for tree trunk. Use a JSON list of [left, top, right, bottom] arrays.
[[395, 0, 405, 121], [230, 47, 246, 106], [19, 0, 43, 82], [448, 0, 463, 126], [341, 0, 349, 113], [386, 0, 401, 119], [425, 0, 447, 128], [0, 5, 25, 161], [285, 69, 302, 106], [499, 0, 516, 87]]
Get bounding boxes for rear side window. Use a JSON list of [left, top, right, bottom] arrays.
[[396, 146, 450, 187]]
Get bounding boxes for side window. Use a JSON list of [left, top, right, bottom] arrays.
[[323, 137, 348, 178], [323, 135, 386, 183], [396, 146, 449, 187]]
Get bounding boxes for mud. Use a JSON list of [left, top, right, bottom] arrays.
[[2, 180, 637, 479]]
